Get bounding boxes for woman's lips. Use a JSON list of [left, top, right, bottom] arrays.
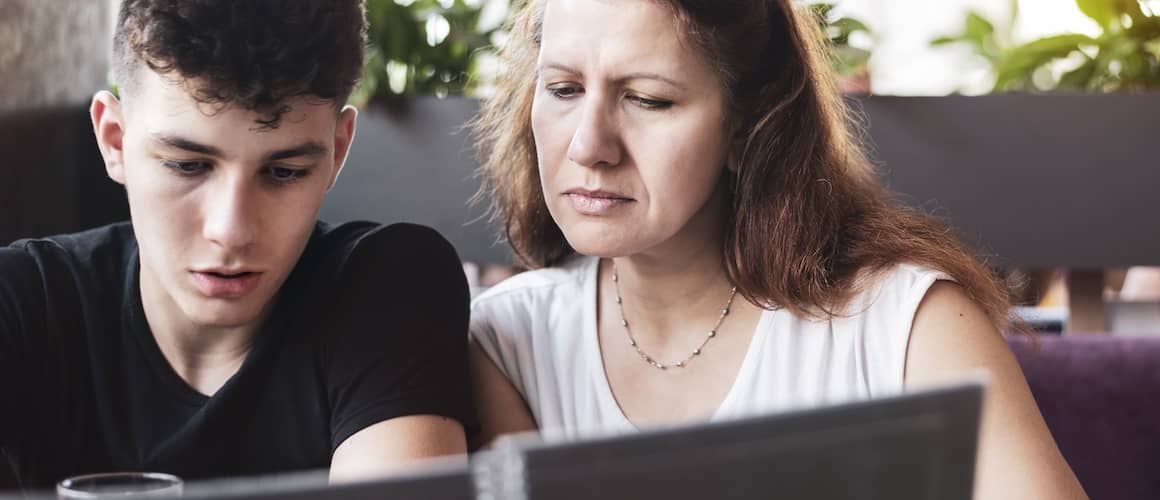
[[564, 191, 633, 215], [191, 271, 262, 299]]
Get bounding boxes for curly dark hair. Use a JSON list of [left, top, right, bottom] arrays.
[[113, 0, 367, 128]]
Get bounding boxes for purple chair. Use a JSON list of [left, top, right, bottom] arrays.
[[1008, 335, 1160, 499]]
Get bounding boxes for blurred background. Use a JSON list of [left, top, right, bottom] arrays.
[[3, 0, 1159, 334]]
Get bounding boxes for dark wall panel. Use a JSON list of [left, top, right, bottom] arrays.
[[5, 95, 1157, 268], [859, 94, 1159, 268], [0, 106, 127, 245]]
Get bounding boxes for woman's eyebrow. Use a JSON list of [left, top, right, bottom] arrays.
[[618, 72, 687, 91]]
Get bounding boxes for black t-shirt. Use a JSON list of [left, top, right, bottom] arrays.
[[0, 221, 476, 489]]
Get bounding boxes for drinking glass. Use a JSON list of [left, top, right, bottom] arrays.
[[56, 472, 183, 498]]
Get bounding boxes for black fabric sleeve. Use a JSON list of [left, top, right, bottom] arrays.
[[0, 247, 42, 449], [323, 223, 477, 452]]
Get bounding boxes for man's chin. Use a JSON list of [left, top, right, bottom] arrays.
[[182, 302, 268, 331]]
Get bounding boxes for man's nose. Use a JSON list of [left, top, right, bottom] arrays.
[[201, 175, 257, 252]]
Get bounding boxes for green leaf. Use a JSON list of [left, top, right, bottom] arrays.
[[1117, 0, 1146, 23], [1076, 0, 1118, 28], [930, 36, 961, 46], [929, 9, 1002, 63], [810, 3, 835, 21], [1121, 50, 1149, 81], [828, 17, 870, 45], [995, 34, 1098, 89], [1077, 0, 1145, 28], [830, 17, 870, 36], [1128, 16, 1160, 41], [965, 12, 996, 41], [832, 46, 871, 75], [1057, 57, 1098, 89]]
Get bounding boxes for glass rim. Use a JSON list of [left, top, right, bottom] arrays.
[[56, 472, 183, 497]]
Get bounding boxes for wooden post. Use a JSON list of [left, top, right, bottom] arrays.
[[1066, 269, 1106, 334]]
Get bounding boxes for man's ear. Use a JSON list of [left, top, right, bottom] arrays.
[[328, 105, 358, 190], [90, 90, 127, 185]]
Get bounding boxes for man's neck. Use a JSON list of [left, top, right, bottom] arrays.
[[139, 269, 266, 396]]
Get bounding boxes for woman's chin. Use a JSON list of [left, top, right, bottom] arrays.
[[564, 237, 637, 260]]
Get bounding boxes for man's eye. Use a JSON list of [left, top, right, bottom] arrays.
[[267, 166, 310, 183], [161, 160, 209, 175]]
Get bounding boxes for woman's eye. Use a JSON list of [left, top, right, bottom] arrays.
[[627, 95, 673, 110], [161, 160, 210, 176], [548, 85, 583, 99]]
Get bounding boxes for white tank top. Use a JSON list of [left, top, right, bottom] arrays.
[[470, 255, 950, 441]]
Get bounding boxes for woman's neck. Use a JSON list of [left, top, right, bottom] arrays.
[[604, 234, 736, 341], [610, 245, 728, 309], [598, 178, 747, 348]]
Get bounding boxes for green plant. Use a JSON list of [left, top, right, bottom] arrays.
[[811, 3, 874, 77], [934, 0, 1160, 92], [353, 0, 873, 103], [931, 7, 1028, 91], [352, 0, 500, 104], [1001, 0, 1160, 91], [931, 11, 1011, 68]]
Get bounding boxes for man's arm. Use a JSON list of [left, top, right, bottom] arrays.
[[322, 224, 476, 480], [0, 247, 38, 450], [906, 282, 1087, 500], [330, 415, 466, 482]]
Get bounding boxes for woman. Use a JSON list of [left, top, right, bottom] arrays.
[[469, 0, 1086, 498]]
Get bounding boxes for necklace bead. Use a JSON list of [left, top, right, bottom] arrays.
[[611, 261, 737, 371]]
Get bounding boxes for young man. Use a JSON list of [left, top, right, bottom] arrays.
[[0, 0, 473, 489]]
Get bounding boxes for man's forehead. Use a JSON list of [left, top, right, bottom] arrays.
[[127, 86, 337, 160], [125, 67, 339, 130]]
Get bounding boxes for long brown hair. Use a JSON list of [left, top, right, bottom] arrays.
[[472, 0, 1013, 329]]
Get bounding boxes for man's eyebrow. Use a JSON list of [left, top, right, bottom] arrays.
[[151, 133, 224, 157], [149, 134, 328, 162], [264, 141, 328, 162]]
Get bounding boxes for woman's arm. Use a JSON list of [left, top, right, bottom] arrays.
[[468, 340, 538, 449], [906, 281, 1087, 500]]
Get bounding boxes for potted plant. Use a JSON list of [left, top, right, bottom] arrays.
[[323, 0, 509, 264], [922, 0, 1160, 332], [352, 0, 502, 104], [932, 0, 1160, 92]]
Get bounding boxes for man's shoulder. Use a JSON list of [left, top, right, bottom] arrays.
[[307, 220, 453, 264], [291, 221, 464, 303], [2, 222, 135, 280], [0, 223, 134, 348]]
